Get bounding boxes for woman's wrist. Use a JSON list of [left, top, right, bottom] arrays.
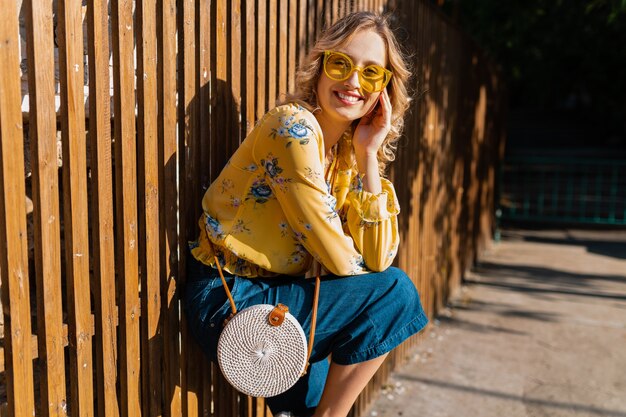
[[355, 151, 382, 195]]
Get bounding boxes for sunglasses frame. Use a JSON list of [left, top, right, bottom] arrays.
[[322, 50, 392, 93]]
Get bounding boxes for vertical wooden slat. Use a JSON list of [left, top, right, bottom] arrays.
[[231, 0, 242, 146], [199, 0, 212, 187], [256, 0, 267, 119], [245, 0, 256, 134], [415, 1, 425, 322], [200, 357, 212, 417], [137, 0, 162, 415], [180, 0, 200, 413], [426, 5, 437, 318], [0, 0, 36, 415], [419, 3, 431, 318], [111, 0, 141, 414], [434, 16, 445, 312], [213, 372, 225, 415], [86, 0, 119, 415], [211, 365, 221, 416], [268, 0, 278, 108], [298, 0, 308, 66], [307, 0, 317, 54], [288, 0, 297, 93], [56, 0, 95, 414], [317, 0, 324, 34], [24, 0, 67, 415], [194, 40, 211, 417], [181, 0, 199, 222], [158, 0, 182, 413], [324, 0, 331, 28], [214, 0, 229, 176], [278, 0, 288, 98]]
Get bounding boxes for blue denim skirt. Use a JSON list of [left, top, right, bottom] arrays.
[[183, 255, 428, 414]]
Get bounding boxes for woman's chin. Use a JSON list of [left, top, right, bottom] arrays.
[[330, 103, 368, 122]]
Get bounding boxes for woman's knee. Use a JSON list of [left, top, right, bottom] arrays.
[[379, 267, 420, 305]]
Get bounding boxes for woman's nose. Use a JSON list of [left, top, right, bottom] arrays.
[[343, 69, 361, 89]]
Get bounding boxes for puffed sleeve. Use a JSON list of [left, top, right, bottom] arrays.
[[252, 105, 368, 276], [344, 174, 400, 271]]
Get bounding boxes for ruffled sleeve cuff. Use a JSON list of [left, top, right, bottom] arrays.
[[347, 176, 400, 223]]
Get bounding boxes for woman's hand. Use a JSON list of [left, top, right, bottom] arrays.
[[352, 88, 391, 195], [353, 87, 392, 157]]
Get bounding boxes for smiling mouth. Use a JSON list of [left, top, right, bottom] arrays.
[[334, 91, 363, 104]]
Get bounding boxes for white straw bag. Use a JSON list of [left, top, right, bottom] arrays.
[[212, 256, 321, 398], [217, 304, 308, 397]]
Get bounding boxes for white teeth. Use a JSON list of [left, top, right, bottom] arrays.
[[336, 92, 360, 102]]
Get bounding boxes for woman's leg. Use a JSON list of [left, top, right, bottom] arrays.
[[266, 359, 330, 416], [313, 354, 388, 417]]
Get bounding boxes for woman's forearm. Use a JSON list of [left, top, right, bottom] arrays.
[[355, 151, 382, 195]]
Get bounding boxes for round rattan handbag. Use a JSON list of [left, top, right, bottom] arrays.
[[213, 256, 321, 398]]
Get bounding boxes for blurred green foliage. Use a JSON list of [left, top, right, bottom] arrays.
[[441, 0, 626, 136]]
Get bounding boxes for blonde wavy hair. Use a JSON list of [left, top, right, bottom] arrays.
[[285, 11, 412, 175]]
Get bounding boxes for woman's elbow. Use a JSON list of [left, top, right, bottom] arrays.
[[364, 254, 394, 273]]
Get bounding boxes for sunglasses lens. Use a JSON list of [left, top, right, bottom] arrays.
[[360, 66, 388, 92], [325, 53, 352, 79]]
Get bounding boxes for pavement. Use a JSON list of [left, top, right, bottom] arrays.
[[368, 228, 626, 417]]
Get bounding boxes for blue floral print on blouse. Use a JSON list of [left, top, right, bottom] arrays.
[[261, 154, 293, 192], [230, 196, 242, 208], [270, 105, 315, 147], [322, 193, 339, 222], [232, 219, 251, 234], [350, 174, 364, 193], [205, 214, 224, 240], [288, 123, 309, 139], [304, 167, 323, 182], [279, 221, 290, 237], [244, 163, 258, 172], [287, 243, 308, 266], [247, 178, 273, 204], [262, 155, 283, 178], [220, 179, 235, 194], [349, 255, 367, 275]]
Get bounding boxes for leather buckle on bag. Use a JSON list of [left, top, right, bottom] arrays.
[[268, 303, 289, 326], [223, 312, 235, 327]]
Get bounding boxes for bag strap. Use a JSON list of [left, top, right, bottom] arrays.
[[214, 255, 238, 316], [213, 255, 321, 374]]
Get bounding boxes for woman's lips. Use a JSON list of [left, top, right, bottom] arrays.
[[334, 90, 363, 105]]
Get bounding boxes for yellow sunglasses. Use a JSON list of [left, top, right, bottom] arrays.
[[323, 50, 392, 93]]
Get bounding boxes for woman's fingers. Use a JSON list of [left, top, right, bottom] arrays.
[[379, 88, 391, 127]]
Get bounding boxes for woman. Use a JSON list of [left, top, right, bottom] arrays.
[[184, 11, 428, 417]]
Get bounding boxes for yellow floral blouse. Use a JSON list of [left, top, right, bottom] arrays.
[[189, 103, 400, 277]]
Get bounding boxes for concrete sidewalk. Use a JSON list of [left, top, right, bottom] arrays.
[[369, 229, 626, 417]]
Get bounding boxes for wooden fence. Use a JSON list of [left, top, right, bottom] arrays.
[[0, 0, 505, 416]]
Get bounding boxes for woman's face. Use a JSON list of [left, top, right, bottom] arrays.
[[316, 29, 388, 124]]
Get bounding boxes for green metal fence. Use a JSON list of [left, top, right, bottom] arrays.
[[500, 155, 626, 226]]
